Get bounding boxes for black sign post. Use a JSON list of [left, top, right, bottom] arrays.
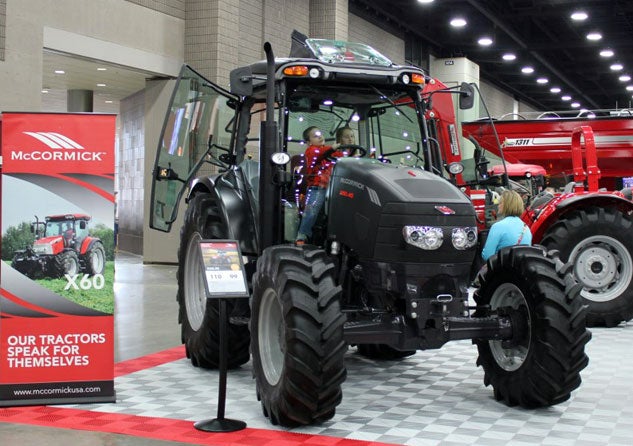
[[193, 240, 248, 433]]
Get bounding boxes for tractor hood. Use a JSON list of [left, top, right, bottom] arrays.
[[32, 236, 64, 255]]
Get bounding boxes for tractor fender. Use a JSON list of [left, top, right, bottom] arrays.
[[78, 237, 102, 255], [187, 172, 259, 256], [530, 191, 633, 242]]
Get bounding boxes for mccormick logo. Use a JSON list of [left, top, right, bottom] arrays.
[[435, 205, 455, 215], [9, 132, 107, 162]]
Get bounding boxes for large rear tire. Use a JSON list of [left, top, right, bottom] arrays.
[[84, 241, 106, 275], [177, 193, 250, 369], [473, 245, 591, 408], [251, 245, 347, 427], [541, 206, 633, 327]]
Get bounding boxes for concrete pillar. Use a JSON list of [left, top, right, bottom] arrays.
[[67, 89, 93, 112], [309, 0, 348, 40]]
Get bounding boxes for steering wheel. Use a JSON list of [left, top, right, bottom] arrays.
[[337, 144, 367, 157]]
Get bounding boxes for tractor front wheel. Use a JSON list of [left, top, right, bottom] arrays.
[[53, 251, 79, 278], [85, 242, 106, 275], [473, 246, 591, 408], [251, 245, 347, 427]]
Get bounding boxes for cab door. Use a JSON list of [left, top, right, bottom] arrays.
[[150, 65, 240, 232]]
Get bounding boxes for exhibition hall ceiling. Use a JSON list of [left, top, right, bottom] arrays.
[[352, 0, 633, 112]]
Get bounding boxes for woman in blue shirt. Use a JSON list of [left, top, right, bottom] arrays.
[[481, 190, 532, 261]]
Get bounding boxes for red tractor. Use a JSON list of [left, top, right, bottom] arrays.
[[11, 214, 106, 279], [424, 84, 633, 328]]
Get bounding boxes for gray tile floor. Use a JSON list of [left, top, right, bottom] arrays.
[[2, 251, 633, 445]]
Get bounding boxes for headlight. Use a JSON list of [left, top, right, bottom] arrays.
[[451, 227, 478, 250], [32, 243, 53, 255], [447, 162, 464, 175], [403, 226, 444, 250]]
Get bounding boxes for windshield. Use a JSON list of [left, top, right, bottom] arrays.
[[284, 83, 424, 165]]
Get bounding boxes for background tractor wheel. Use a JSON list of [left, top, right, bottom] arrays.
[[251, 245, 347, 427], [541, 206, 633, 327], [473, 245, 591, 408], [177, 193, 250, 369], [84, 241, 106, 275]]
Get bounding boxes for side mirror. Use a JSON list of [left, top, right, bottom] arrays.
[[459, 82, 475, 110], [229, 66, 253, 96], [80, 221, 86, 230]]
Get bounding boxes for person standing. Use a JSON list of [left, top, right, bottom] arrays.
[[481, 189, 532, 260]]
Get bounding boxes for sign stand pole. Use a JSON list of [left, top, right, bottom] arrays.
[[194, 299, 247, 433]]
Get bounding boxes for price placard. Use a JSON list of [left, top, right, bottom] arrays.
[[198, 240, 249, 298]]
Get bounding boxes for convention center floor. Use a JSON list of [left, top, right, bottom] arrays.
[[1, 251, 632, 446]]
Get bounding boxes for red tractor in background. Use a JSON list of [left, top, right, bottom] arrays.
[[11, 213, 106, 279], [423, 79, 633, 327]]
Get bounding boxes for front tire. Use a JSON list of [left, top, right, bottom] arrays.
[[84, 241, 106, 275], [177, 193, 250, 369], [251, 245, 347, 427], [473, 246, 591, 408], [541, 207, 633, 327], [53, 251, 79, 278]]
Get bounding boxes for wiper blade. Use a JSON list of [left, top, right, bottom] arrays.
[[370, 85, 413, 123]]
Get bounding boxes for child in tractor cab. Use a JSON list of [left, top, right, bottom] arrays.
[[295, 126, 346, 243]]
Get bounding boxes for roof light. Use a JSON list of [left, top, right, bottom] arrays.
[[54, 70, 65, 74], [478, 37, 493, 46], [417, 0, 434, 3], [586, 32, 602, 41], [323, 99, 333, 106], [571, 102, 581, 108], [626, 85, 633, 91], [502, 53, 516, 61], [550, 87, 561, 93], [611, 63, 624, 71], [570, 11, 588, 21], [600, 49, 614, 58], [283, 65, 309, 76], [561, 95, 572, 101], [450, 18, 467, 27], [619, 75, 631, 82], [521, 66, 534, 74], [537, 77, 548, 84]]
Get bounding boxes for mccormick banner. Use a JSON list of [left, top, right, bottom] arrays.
[[0, 113, 116, 405]]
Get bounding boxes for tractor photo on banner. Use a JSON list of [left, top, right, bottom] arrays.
[[0, 112, 116, 406]]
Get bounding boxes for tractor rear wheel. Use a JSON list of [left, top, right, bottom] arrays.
[[541, 206, 633, 327], [177, 193, 250, 369], [85, 241, 106, 275], [473, 246, 591, 408], [251, 245, 347, 427]]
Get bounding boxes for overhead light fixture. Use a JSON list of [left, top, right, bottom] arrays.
[[478, 37, 493, 46], [571, 102, 581, 108], [41, 89, 49, 94], [54, 70, 65, 74], [502, 53, 516, 61], [450, 17, 467, 27], [521, 66, 534, 74], [610, 63, 624, 71], [417, 0, 434, 3], [619, 75, 631, 82], [550, 87, 562, 93], [561, 95, 572, 101], [97, 67, 107, 71], [586, 32, 602, 41], [626, 85, 633, 92], [600, 49, 615, 58], [105, 100, 114, 104], [537, 77, 548, 84], [97, 83, 107, 87], [570, 11, 588, 21]]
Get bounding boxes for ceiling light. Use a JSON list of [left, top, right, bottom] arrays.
[[54, 70, 65, 74], [626, 85, 633, 91], [502, 53, 516, 61], [97, 83, 107, 87], [586, 32, 602, 41], [97, 67, 107, 71], [600, 49, 615, 58], [105, 100, 114, 104], [478, 37, 493, 46], [570, 11, 588, 21], [450, 17, 467, 27], [417, 0, 434, 3], [41, 89, 49, 94], [561, 95, 572, 101], [619, 75, 631, 82], [521, 66, 534, 74], [610, 63, 624, 71], [537, 77, 548, 84], [571, 102, 581, 108], [550, 87, 561, 93]]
